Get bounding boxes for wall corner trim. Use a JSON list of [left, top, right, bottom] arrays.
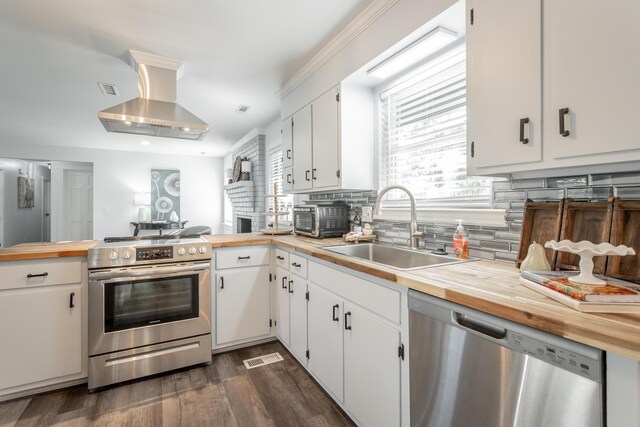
[[275, 0, 400, 100]]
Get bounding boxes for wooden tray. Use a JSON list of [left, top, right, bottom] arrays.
[[517, 199, 564, 268], [556, 198, 614, 273], [606, 199, 640, 283]]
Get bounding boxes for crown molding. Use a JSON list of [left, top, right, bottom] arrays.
[[276, 0, 399, 100]]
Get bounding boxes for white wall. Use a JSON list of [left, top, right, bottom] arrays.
[[281, 0, 457, 118], [0, 142, 225, 240]]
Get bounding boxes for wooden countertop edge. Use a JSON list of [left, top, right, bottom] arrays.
[[3, 234, 640, 360]]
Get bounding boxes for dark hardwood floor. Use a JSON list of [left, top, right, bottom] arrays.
[[0, 341, 355, 427]]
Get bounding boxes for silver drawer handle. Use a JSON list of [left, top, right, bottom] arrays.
[[237, 256, 251, 260]]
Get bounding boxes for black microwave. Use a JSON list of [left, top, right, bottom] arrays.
[[293, 203, 350, 238]]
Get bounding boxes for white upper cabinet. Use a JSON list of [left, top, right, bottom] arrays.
[[311, 87, 340, 189], [282, 116, 293, 168], [282, 82, 373, 193], [292, 105, 313, 191], [468, 0, 640, 175], [544, 0, 640, 160], [466, 0, 542, 172]]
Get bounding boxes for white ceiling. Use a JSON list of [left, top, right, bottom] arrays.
[[0, 0, 373, 157]]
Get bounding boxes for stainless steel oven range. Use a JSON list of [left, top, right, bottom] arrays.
[[87, 235, 212, 390]]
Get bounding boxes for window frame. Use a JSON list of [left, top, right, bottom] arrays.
[[373, 39, 505, 226], [266, 145, 293, 226]]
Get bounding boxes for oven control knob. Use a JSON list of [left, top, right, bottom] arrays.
[[108, 251, 119, 261], [198, 246, 207, 254], [122, 250, 132, 259], [188, 247, 197, 255], [177, 247, 186, 256]]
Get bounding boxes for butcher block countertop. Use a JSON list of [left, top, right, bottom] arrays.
[[0, 240, 100, 261], [207, 234, 640, 361], [3, 233, 640, 360]]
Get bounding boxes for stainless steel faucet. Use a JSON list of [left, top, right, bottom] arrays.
[[373, 185, 421, 250]]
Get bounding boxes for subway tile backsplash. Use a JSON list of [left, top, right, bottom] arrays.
[[306, 171, 640, 264]]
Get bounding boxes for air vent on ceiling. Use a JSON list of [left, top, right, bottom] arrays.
[[98, 82, 119, 96], [236, 105, 250, 114], [242, 352, 284, 369]]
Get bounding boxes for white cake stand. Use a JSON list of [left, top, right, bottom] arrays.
[[544, 240, 636, 286]]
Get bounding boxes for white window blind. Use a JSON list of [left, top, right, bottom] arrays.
[[379, 46, 492, 208], [267, 149, 292, 224]]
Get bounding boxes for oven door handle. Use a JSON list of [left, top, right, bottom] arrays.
[[89, 263, 210, 280]]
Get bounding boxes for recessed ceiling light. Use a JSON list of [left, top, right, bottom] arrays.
[[236, 105, 250, 114], [124, 121, 132, 126], [367, 27, 458, 80], [98, 82, 119, 96], [140, 140, 150, 146], [182, 127, 191, 132]]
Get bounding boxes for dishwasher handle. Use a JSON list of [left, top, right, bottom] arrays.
[[452, 312, 507, 340]]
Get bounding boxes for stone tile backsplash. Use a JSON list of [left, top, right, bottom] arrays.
[[307, 171, 640, 263]]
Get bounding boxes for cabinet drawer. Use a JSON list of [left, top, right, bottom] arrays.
[[0, 260, 82, 291], [274, 249, 289, 269], [289, 254, 308, 279], [309, 261, 400, 324], [216, 246, 270, 270]]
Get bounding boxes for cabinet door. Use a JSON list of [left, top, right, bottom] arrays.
[[545, 0, 640, 159], [282, 117, 294, 168], [343, 302, 401, 427], [275, 266, 290, 346], [307, 283, 344, 402], [0, 285, 82, 390], [283, 166, 293, 193], [466, 0, 542, 170], [216, 266, 270, 345], [311, 86, 340, 189], [288, 273, 307, 364], [292, 105, 313, 191]]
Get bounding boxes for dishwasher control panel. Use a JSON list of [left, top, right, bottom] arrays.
[[508, 331, 601, 381]]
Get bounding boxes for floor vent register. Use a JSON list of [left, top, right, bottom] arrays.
[[243, 352, 284, 369]]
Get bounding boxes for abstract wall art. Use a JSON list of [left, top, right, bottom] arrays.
[[17, 176, 35, 208], [150, 169, 180, 221]]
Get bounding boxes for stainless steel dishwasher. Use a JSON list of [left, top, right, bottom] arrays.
[[409, 290, 604, 427]]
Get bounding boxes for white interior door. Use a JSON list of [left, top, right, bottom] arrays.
[[62, 170, 93, 241], [344, 302, 401, 427], [288, 273, 307, 364], [466, 0, 542, 170], [311, 86, 340, 189], [307, 282, 344, 402], [216, 266, 270, 345], [43, 179, 51, 242], [292, 105, 313, 191], [275, 266, 290, 346]]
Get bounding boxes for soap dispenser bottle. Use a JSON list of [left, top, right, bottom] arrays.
[[453, 219, 469, 259]]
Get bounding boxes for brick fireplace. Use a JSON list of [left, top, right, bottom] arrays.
[[224, 133, 265, 233]]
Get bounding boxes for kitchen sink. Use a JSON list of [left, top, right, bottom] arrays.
[[322, 243, 470, 271]]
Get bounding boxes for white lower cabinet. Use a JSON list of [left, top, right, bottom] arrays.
[[344, 302, 401, 427], [215, 266, 270, 345], [288, 272, 308, 364], [275, 266, 290, 346], [305, 259, 405, 427], [0, 284, 83, 390], [307, 282, 344, 402], [0, 257, 86, 399]]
